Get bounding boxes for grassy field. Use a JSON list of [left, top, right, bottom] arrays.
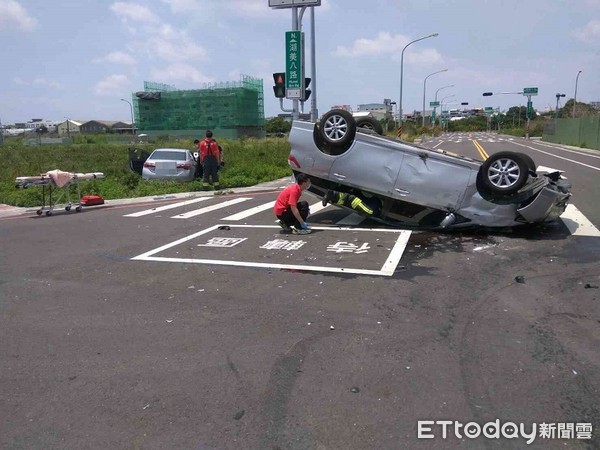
[[0, 137, 292, 207]]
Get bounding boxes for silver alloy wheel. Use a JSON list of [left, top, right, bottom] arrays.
[[323, 114, 348, 142], [487, 158, 521, 189]]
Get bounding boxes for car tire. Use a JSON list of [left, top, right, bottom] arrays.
[[356, 117, 384, 135], [319, 109, 356, 147], [518, 153, 536, 173], [479, 151, 529, 196]]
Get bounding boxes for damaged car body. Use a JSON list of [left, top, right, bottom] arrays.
[[288, 109, 571, 229]]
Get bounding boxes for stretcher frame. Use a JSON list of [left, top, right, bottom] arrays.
[[15, 172, 105, 216]]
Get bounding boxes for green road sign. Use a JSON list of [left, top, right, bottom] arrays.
[[523, 87, 538, 96], [485, 106, 493, 112], [442, 110, 448, 114], [429, 101, 440, 107], [527, 101, 533, 117], [431, 110, 436, 122], [285, 31, 302, 99]]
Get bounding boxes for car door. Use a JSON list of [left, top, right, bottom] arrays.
[[328, 138, 405, 197], [393, 149, 474, 211]]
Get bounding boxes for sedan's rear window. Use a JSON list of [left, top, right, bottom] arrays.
[[150, 150, 187, 161]]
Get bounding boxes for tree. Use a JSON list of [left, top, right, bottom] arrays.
[[559, 99, 599, 118], [506, 106, 528, 126], [265, 117, 292, 134]]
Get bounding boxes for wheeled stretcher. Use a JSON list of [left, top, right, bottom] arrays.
[[15, 170, 105, 216]]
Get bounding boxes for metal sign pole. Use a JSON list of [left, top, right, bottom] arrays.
[[526, 94, 531, 140], [291, 7, 299, 120], [310, 7, 318, 122]]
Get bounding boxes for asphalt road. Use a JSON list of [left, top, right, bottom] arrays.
[[1, 133, 599, 449]]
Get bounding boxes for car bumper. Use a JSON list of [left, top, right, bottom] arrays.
[[142, 168, 195, 181], [517, 186, 571, 223]]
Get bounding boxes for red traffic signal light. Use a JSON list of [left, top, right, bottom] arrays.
[[273, 72, 285, 98]]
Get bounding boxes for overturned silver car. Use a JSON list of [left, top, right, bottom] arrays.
[[288, 109, 571, 229]]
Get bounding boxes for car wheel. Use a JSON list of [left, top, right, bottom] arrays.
[[518, 153, 536, 173], [356, 117, 384, 135], [479, 151, 529, 195], [319, 109, 356, 147]]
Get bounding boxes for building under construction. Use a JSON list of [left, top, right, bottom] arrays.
[[132, 75, 265, 139]]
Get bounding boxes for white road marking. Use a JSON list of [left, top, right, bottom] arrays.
[[529, 141, 600, 160], [536, 165, 563, 174], [432, 141, 444, 149], [308, 201, 329, 215], [222, 200, 276, 221], [171, 197, 252, 219], [132, 224, 412, 277], [336, 213, 366, 226], [510, 141, 600, 172], [124, 197, 210, 217], [560, 204, 600, 237]]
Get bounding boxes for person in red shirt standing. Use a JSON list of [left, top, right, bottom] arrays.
[[200, 130, 221, 190], [273, 173, 312, 234]]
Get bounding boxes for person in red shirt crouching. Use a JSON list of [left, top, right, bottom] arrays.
[[273, 173, 312, 234]]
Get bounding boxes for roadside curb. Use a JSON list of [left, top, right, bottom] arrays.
[[0, 177, 292, 219]]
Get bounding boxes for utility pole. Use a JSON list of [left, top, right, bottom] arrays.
[[573, 70, 582, 118]]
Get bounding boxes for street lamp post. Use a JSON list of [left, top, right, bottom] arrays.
[[572, 70, 582, 118], [440, 95, 455, 131], [434, 84, 454, 127], [120, 98, 135, 136], [422, 69, 448, 127], [555, 93, 566, 120], [398, 32, 439, 126]]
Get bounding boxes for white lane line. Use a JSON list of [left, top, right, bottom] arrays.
[[172, 197, 252, 219], [510, 141, 600, 172], [124, 197, 210, 217], [432, 141, 444, 148], [222, 200, 276, 221], [336, 213, 366, 226], [561, 204, 600, 237], [529, 141, 600, 160]]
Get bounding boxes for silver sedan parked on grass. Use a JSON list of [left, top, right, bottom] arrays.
[[288, 109, 572, 229], [142, 148, 198, 181]]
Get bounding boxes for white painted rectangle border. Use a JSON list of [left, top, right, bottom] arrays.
[[132, 224, 412, 277]]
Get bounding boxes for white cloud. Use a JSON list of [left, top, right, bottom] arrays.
[[573, 19, 600, 44], [12, 76, 64, 89], [110, 2, 159, 23], [147, 34, 208, 62], [0, 0, 37, 31], [334, 31, 442, 65], [93, 51, 138, 66], [161, 0, 198, 13], [227, 0, 267, 17], [150, 63, 214, 84], [404, 48, 443, 65], [94, 74, 131, 96], [32, 78, 64, 89]]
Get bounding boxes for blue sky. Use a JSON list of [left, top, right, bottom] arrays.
[[1, 0, 598, 124]]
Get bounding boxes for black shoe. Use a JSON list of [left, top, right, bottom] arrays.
[[322, 190, 334, 207], [276, 219, 292, 232]]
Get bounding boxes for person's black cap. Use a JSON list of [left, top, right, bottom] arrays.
[[206, 130, 213, 138]]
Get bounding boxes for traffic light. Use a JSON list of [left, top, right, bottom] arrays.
[[301, 77, 312, 102], [273, 72, 285, 98], [482, 92, 493, 97]]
